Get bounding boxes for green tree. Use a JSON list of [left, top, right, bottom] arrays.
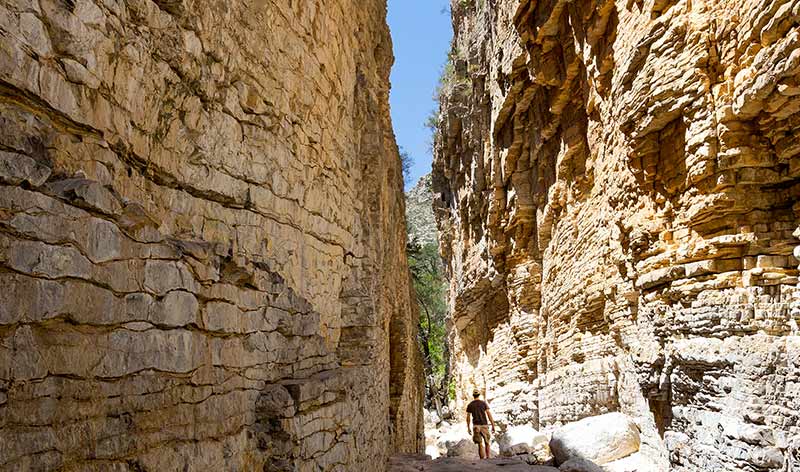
[[399, 147, 413, 185], [407, 238, 452, 416]]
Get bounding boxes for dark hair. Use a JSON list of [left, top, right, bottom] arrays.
[[472, 392, 480, 398]]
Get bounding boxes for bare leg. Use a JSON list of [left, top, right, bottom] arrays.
[[478, 443, 485, 459], [484, 443, 490, 459]]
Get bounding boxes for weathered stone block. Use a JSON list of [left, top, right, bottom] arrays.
[[549, 413, 640, 465]]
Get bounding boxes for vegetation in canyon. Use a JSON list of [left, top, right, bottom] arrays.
[[407, 237, 452, 417]]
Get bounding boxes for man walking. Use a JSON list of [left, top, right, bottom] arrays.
[[466, 390, 496, 459]]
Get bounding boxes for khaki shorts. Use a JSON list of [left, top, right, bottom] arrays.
[[472, 425, 490, 445]]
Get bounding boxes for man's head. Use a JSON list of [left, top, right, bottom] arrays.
[[472, 390, 480, 399]]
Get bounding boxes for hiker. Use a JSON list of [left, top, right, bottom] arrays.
[[466, 389, 496, 459]]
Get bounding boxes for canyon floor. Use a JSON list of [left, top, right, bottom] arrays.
[[389, 455, 555, 471], [1, 0, 799, 470]]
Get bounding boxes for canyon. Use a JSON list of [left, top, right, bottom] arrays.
[[432, 0, 800, 470], [1, 0, 800, 471]]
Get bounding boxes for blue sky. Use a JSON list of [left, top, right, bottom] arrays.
[[387, 0, 452, 189]]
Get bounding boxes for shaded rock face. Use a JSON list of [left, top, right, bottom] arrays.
[[0, 0, 423, 470], [433, 0, 800, 470]]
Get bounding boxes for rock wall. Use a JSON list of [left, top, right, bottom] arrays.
[[406, 173, 437, 246], [0, 0, 423, 470], [433, 0, 800, 470]]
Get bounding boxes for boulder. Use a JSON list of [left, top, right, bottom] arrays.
[[602, 452, 661, 472], [424, 408, 440, 427], [426, 444, 442, 460], [499, 425, 539, 446], [434, 420, 503, 459], [559, 458, 603, 472], [502, 442, 531, 456], [445, 438, 476, 458], [549, 413, 640, 465], [497, 424, 551, 462], [435, 421, 469, 457]]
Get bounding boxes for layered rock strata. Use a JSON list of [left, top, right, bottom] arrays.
[[433, 0, 800, 470], [0, 0, 423, 470]]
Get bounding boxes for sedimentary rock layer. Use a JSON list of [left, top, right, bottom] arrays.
[[0, 1, 423, 470], [433, 0, 800, 470]]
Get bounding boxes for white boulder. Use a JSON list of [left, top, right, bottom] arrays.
[[549, 413, 641, 465], [426, 444, 441, 460], [435, 421, 468, 456], [497, 424, 551, 461], [602, 452, 661, 472], [445, 438, 475, 458]]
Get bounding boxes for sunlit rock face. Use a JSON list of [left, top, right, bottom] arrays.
[[0, 0, 423, 470], [433, 0, 800, 470], [406, 173, 438, 246]]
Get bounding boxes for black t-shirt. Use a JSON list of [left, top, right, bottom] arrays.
[[467, 399, 489, 425]]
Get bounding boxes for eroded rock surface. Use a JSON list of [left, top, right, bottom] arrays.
[[406, 173, 438, 246], [0, 0, 422, 470], [433, 0, 800, 470]]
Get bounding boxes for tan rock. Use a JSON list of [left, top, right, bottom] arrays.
[[601, 452, 660, 472], [549, 413, 640, 465], [0, 0, 422, 470], [432, 1, 800, 471]]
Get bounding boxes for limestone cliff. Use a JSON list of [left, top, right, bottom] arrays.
[[406, 173, 437, 246], [433, 0, 800, 470], [0, 0, 422, 470]]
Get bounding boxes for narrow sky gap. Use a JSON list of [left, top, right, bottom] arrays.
[[387, 0, 453, 189]]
